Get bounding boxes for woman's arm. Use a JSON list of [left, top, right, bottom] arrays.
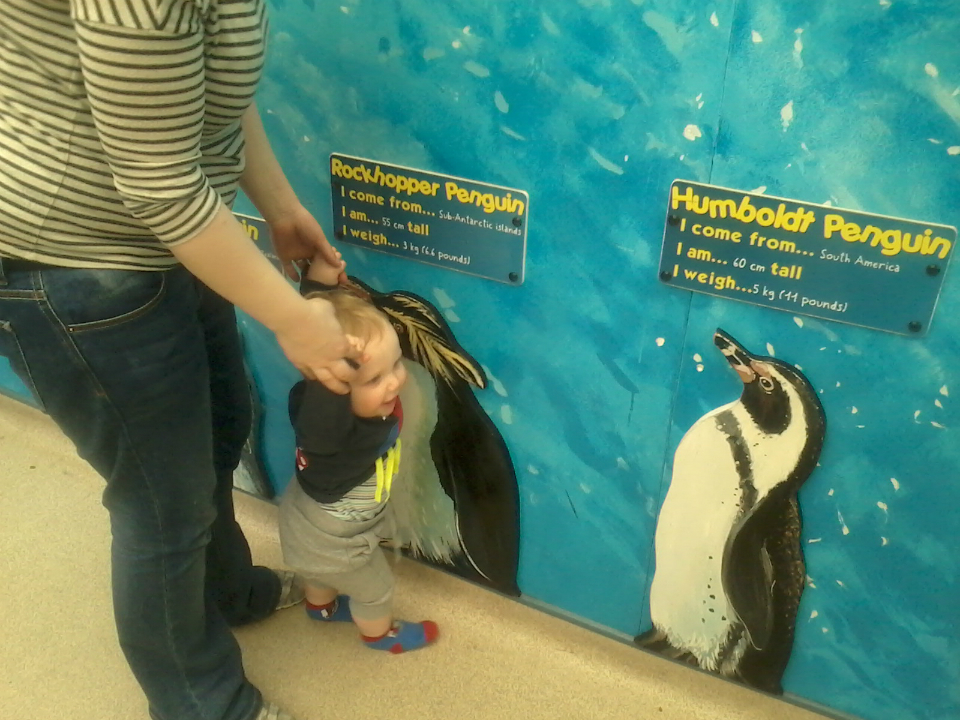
[[240, 103, 340, 280], [169, 204, 355, 390]]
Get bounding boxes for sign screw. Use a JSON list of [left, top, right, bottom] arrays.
[[926, 264, 941, 276], [659, 270, 673, 281], [667, 215, 681, 226], [512, 217, 523, 227], [509, 272, 519, 283], [908, 321, 923, 333]]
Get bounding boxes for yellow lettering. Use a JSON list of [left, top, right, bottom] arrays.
[[823, 214, 845, 238]]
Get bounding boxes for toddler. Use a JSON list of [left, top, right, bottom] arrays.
[[278, 252, 439, 654]]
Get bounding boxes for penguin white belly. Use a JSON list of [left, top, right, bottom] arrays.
[[649, 406, 746, 670], [389, 363, 464, 563]]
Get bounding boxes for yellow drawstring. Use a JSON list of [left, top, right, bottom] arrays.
[[374, 438, 401, 503]]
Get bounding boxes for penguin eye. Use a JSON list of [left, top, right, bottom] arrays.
[[758, 377, 775, 392]]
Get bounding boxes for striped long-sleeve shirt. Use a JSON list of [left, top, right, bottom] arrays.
[[0, 0, 267, 269]]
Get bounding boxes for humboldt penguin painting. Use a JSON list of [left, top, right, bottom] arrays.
[[637, 329, 826, 694], [343, 277, 521, 597]]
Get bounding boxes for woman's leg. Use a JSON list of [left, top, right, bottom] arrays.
[[0, 263, 261, 720], [196, 279, 282, 626]]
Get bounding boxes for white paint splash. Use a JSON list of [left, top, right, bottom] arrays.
[[443, 309, 461, 323], [838, 510, 850, 535], [541, 12, 561, 36], [940, 385, 950, 396], [836, 580, 846, 588], [588, 147, 624, 175], [914, 410, 922, 420], [580, 483, 593, 494], [794, 317, 804, 327], [710, 11, 719, 27], [432, 288, 455, 309], [931, 421, 946, 429], [891, 477, 900, 491], [693, 353, 703, 362], [809, 610, 819, 620], [481, 365, 508, 397], [766, 342, 776, 356], [683, 124, 702, 141], [852, 406, 858, 414], [935, 399, 944, 409], [527, 465, 540, 475], [494, 90, 510, 113], [616, 457, 629, 470], [752, 30, 763, 43], [808, 538, 822, 544], [881, 537, 889, 546], [877, 501, 889, 515], [656, 337, 666, 347], [463, 61, 490, 78], [422, 47, 445, 61], [501, 126, 527, 141], [948, 147, 960, 156], [751, 186, 768, 194], [696, 364, 705, 373], [807, 576, 817, 588], [781, 100, 795, 131], [500, 405, 514, 424], [452, 40, 462, 49], [793, 29, 804, 66], [925, 63, 940, 78]]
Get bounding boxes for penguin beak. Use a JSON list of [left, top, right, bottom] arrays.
[[714, 329, 757, 384]]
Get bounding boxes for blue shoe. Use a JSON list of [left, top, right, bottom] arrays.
[[306, 596, 352, 622], [362, 620, 439, 654]]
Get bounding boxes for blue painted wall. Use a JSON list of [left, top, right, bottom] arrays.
[[2, 1, 954, 719], [233, 1, 959, 719]]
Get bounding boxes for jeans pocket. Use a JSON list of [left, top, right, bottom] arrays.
[[0, 320, 45, 410], [42, 268, 169, 333]]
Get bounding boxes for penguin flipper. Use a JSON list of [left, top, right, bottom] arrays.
[[735, 495, 807, 695], [722, 502, 778, 651], [431, 381, 521, 597]]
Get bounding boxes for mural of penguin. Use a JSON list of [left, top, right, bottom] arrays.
[[343, 277, 522, 597], [636, 328, 826, 694]]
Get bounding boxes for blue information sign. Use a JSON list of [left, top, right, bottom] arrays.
[[658, 180, 956, 336], [329, 153, 527, 285]]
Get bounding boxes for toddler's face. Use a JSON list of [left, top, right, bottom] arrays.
[[350, 321, 407, 418]]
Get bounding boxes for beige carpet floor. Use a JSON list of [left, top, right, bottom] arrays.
[[0, 393, 837, 720]]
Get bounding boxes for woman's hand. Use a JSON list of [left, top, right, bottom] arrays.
[[274, 296, 361, 393], [268, 203, 339, 281]]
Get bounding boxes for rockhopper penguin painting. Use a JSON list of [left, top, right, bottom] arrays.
[[636, 329, 826, 694], [341, 277, 521, 597]]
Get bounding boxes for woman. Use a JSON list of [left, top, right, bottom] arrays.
[[0, 1, 349, 718]]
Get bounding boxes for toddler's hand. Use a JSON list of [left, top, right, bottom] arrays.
[[305, 248, 346, 285]]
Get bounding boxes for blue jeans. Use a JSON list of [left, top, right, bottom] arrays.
[[0, 260, 279, 720]]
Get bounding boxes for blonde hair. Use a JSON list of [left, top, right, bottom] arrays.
[[306, 289, 391, 343]]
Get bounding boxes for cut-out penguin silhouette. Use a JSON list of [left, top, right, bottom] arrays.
[[344, 277, 521, 597], [637, 329, 826, 694]]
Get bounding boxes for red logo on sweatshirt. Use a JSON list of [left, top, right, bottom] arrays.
[[295, 447, 308, 471]]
